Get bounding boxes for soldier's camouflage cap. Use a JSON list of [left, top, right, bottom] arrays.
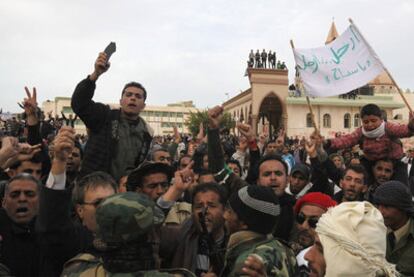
[[96, 192, 163, 244]]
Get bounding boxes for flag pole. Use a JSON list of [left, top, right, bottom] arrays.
[[290, 39, 320, 134], [348, 18, 413, 114]]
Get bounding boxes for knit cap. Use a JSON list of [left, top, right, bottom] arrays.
[[373, 181, 414, 215], [228, 186, 280, 234]]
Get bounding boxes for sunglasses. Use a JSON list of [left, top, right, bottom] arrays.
[[296, 213, 320, 229]]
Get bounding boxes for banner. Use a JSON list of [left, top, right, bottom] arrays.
[[293, 24, 384, 97]]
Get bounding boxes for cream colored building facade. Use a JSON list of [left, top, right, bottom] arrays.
[[222, 23, 409, 139], [223, 68, 404, 138], [41, 98, 199, 136]]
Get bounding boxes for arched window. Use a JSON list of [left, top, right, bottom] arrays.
[[323, 114, 331, 128], [354, 113, 360, 127], [344, 113, 351, 128], [306, 113, 312, 128]]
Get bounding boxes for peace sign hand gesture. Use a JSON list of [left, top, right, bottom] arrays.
[[21, 87, 38, 116]]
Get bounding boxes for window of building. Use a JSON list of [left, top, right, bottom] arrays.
[[62, 106, 73, 113], [394, 114, 403, 120], [354, 113, 360, 127], [74, 119, 84, 126], [323, 114, 331, 128], [306, 113, 312, 128], [344, 113, 351, 128]]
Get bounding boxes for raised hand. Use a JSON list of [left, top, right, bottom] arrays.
[[173, 160, 195, 192], [16, 143, 42, 162], [162, 161, 195, 202], [275, 128, 286, 148], [53, 126, 75, 162], [305, 138, 317, 158], [0, 137, 42, 169], [0, 137, 19, 167], [237, 122, 254, 142], [21, 87, 38, 116], [237, 136, 248, 152], [173, 125, 182, 144], [208, 106, 223, 129], [90, 52, 110, 81], [196, 122, 205, 143]]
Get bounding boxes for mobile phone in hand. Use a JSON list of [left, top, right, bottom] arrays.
[[104, 42, 116, 62]]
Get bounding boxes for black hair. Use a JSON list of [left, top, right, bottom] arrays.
[[9, 152, 44, 170], [257, 154, 289, 176], [227, 159, 242, 174], [126, 163, 173, 191], [373, 158, 395, 169], [122, 82, 147, 101], [74, 140, 84, 159], [342, 164, 368, 185], [197, 168, 214, 177], [360, 104, 382, 118], [178, 154, 192, 166], [191, 182, 228, 206]]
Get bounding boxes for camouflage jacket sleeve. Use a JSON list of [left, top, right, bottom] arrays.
[[229, 240, 298, 277]]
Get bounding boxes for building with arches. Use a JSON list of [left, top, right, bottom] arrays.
[[222, 22, 409, 138], [222, 66, 404, 138]]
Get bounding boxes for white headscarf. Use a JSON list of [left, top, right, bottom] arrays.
[[316, 201, 398, 277]]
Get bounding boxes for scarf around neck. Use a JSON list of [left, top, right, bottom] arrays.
[[362, 121, 385, 139]]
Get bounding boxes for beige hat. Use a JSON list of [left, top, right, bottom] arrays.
[[316, 201, 398, 277]]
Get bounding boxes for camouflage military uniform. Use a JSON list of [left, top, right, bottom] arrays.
[[220, 231, 297, 277], [61, 253, 194, 277], [61, 192, 195, 277]]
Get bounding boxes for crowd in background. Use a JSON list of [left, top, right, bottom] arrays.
[[0, 51, 413, 277]]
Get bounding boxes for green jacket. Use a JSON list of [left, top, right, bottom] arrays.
[[220, 231, 298, 277], [387, 218, 414, 276], [61, 253, 195, 277]]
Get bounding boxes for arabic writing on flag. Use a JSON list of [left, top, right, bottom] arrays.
[[293, 24, 384, 97]]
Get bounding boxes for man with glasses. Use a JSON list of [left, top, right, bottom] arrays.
[[36, 127, 118, 276], [291, 192, 336, 275]]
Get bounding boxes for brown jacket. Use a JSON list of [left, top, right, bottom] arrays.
[[160, 218, 227, 275]]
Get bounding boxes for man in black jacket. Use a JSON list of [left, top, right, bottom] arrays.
[[36, 126, 118, 276], [0, 173, 40, 277], [71, 51, 153, 181]]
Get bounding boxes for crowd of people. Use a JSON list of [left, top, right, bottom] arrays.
[[0, 51, 413, 277]]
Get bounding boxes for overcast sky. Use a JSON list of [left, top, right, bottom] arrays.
[[1, 0, 413, 113]]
